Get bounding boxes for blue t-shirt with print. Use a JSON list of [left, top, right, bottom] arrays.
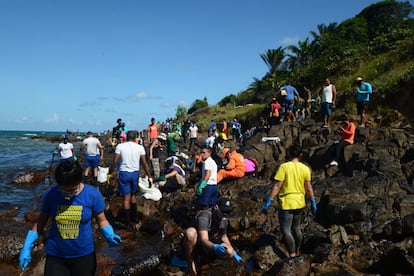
[[41, 184, 105, 258]]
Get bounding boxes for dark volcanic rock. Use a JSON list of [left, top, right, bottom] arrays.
[[2, 123, 414, 275]]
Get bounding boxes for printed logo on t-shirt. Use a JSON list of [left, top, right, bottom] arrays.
[[56, 205, 83, 239]]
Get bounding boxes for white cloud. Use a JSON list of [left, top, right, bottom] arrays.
[[279, 36, 300, 46], [45, 113, 59, 123], [115, 92, 162, 102], [15, 116, 29, 123]]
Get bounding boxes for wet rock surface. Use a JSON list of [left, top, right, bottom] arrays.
[[1, 120, 414, 275]]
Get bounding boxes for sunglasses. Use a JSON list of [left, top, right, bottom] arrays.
[[59, 184, 80, 200]]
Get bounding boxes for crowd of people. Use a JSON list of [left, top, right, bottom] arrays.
[[19, 76, 371, 274]]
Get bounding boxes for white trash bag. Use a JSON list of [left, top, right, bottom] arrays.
[[97, 166, 109, 183], [138, 177, 162, 201]]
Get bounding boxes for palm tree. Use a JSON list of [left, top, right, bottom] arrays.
[[286, 37, 314, 71], [260, 47, 286, 76]]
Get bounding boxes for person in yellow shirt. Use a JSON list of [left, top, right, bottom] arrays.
[[262, 144, 316, 257]]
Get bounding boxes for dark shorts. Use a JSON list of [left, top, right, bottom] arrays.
[[84, 155, 100, 169], [44, 252, 96, 276], [357, 101, 369, 115], [60, 157, 74, 163], [284, 99, 295, 111], [197, 184, 218, 207], [118, 171, 139, 195], [320, 102, 333, 116]]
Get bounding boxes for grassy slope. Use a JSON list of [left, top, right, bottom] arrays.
[[187, 44, 414, 130]]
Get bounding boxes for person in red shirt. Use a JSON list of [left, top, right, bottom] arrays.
[[147, 118, 159, 144], [270, 97, 282, 125], [329, 116, 356, 166]]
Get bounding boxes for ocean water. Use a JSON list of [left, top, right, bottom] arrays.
[[0, 130, 82, 219]]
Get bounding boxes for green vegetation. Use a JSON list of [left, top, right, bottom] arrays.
[[176, 0, 414, 129]]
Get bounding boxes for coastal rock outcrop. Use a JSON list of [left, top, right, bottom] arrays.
[[2, 120, 414, 275]]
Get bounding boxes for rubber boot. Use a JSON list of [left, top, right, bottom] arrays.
[[130, 203, 138, 222], [124, 208, 133, 231], [92, 176, 98, 187]]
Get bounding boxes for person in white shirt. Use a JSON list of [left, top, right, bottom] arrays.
[[319, 79, 337, 127], [80, 131, 104, 185], [205, 132, 215, 149], [110, 130, 152, 229], [188, 122, 199, 151], [58, 134, 74, 163]]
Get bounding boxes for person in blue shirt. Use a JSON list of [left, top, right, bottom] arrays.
[[281, 83, 301, 122], [19, 160, 121, 275], [356, 77, 373, 127]]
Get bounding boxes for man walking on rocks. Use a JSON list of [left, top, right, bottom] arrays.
[[110, 130, 153, 229], [320, 78, 336, 127], [80, 131, 104, 185]]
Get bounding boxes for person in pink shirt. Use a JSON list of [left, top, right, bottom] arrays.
[[329, 116, 356, 166]]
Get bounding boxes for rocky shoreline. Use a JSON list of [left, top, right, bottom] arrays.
[[1, 119, 414, 275]]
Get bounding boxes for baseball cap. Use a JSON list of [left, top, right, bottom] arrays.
[[356, 77, 363, 81], [221, 148, 230, 158]]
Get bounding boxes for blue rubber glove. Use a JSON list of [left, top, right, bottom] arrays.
[[310, 198, 317, 214], [214, 244, 227, 255], [101, 225, 122, 247], [19, 230, 39, 271], [262, 198, 273, 214], [233, 251, 244, 263], [196, 180, 208, 196]]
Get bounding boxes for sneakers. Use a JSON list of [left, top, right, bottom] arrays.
[[322, 124, 330, 128], [329, 160, 338, 166]]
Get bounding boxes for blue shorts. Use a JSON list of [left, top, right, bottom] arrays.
[[118, 171, 139, 195], [320, 102, 333, 116], [284, 99, 295, 111], [84, 155, 100, 169], [197, 184, 218, 207]]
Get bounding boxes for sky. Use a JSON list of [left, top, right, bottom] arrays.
[[0, 0, 398, 132]]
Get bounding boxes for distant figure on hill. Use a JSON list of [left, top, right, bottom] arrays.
[[188, 121, 199, 151], [320, 78, 337, 128], [355, 77, 373, 127], [303, 85, 312, 118], [281, 83, 301, 122], [270, 97, 282, 125]]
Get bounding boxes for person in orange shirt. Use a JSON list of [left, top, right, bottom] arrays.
[[217, 148, 246, 183], [329, 116, 356, 166], [147, 118, 159, 144]]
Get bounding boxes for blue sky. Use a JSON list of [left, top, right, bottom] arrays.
[[0, 0, 391, 132]]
